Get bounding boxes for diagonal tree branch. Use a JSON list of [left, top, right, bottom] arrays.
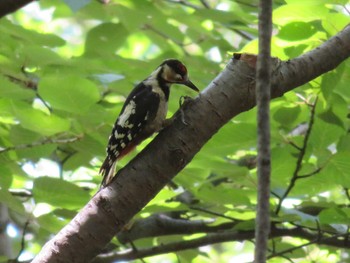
[[32, 25, 350, 263]]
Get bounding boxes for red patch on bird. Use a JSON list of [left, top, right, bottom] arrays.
[[118, 143, 136, 159], [178, 63, 187, 75]]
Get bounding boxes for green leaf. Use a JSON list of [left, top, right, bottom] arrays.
[[17, 144, 57, 160], [0, 188, 24, 214], [203, 122, 257, 155], [9, 125, 57, 159], [0, 77, 35, 100], [21, 46, 64, 66], [322, 13, 350, 36], [337, 134, 350, 153], [196, 186, 250, 206], [38, 75, 100, 114], [318, 107, 345, 129], [319, 207, 350, 225], [321, 152, 350, 188], [37, 213, 69, 233], [0, 19, 65, 47], [63, 152, 94, 171], [85, 23, 128, 56], [309, 118, 344, 152], [271, 147, 296, 188], [70, 134, 104, 156], [233, 220, 255, 231], [274, 3, 329, 25], [115, 5, 146, 32], [33, 177, 90, 209], [277, 22, 318, 41], [270, 240, 306, 258], [273, 105, 301, 128], [0, 165, 13, 189], [194, 9, 251, 24], [16, 107, 71, 136]]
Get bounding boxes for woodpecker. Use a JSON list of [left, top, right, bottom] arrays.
[[100, 59, 199, 187]]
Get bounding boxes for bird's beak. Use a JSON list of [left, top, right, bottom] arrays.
[[182, 79, 199, 92]]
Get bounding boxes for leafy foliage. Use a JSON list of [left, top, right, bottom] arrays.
[[0, 0, 349, 262]]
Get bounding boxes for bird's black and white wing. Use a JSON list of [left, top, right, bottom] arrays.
[[100, 84, 161, 186]]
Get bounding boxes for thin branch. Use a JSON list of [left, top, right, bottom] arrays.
[[117, 213, 237, 243], [232, 28, 255, 41], [275, 98, 318, 214], [344, 188, 350, 205], [268, 231, 348, 260], [286, 140, 302, 151], [92, 227, 350, 262], [94, 230, 257, 262], [199, 0, 210, 9], [189, 206, 238, 221], [297, 167, 322, 179], [254, 0, 272, 261], [0, 135, 83, 154], [4, 74, 38, 90], [343, 4, 350, 15], [14, 220, 30, 262]]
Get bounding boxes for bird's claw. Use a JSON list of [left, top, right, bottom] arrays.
[[179, 95, 193, 108]]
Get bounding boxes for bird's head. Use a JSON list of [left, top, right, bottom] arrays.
[[159, 59, 199, 92]]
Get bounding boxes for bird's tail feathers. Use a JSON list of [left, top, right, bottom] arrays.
[[99, 157, 117, 188]]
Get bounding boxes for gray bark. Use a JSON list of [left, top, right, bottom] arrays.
[[254, 0, 273, 262]]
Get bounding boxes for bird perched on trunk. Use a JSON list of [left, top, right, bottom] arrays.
[[99, 59, 199, 187]]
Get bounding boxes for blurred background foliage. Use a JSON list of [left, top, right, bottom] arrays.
[[0, 0, 350, 262]]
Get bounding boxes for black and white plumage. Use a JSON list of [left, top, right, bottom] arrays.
[[100, 59, 199, 187]]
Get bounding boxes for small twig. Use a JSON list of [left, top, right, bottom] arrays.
[[35, 93, 52, 113], [0, 135, 83, 153], [270, 191, 280, 199], [267, 238, 314, 260], [14, 220, 30, 262], [275, 97, 318, 214], [344, 188, 350, 206], [232, 28, 255, 41], [93, 227, 350, 262], [4, 74, 38, 90], [297, 167, 322, 179], [199, 0, 210, 9], [189, 206, 238, 221], [268, 231, 348, 261], [286, 140, 302, 151]]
